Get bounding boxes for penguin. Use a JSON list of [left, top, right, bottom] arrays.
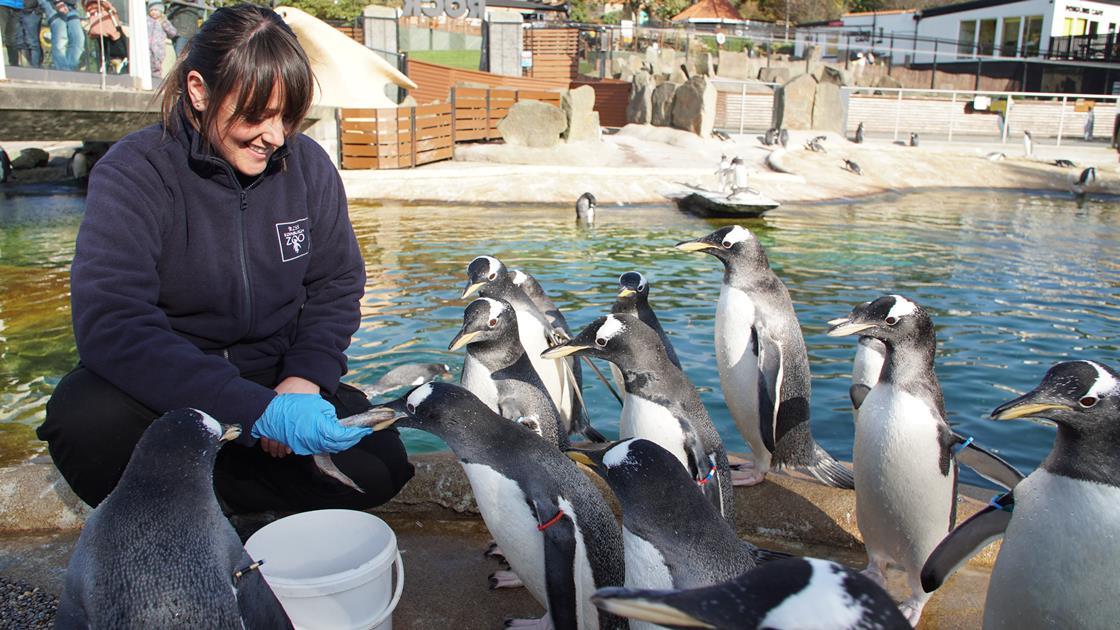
[[450, 296, 567, 449], [728, 157, 750, 196], [986, 152, 1006, 161], [1072, 166, 1097, 198], [463, 255, 593, 441], [810, 134, 828, 145], [592, 557, 910, 630], [716, 154, 732, 192], [1023, 130, 1034, 157], [676, 226, 853, 489], [567, 439, 783, 597], [576, 192, 597, 226], [67, 149, 89, 182], [364, 362, 453, 397], [55, 409, 292, 629], [1054, 158, 1076, 168], [611, 272, 680, 369], [843, 159, 862, 175], [763, 128, 777, 146], [544, 314, 734, 521], [854, 121, 865, 144], [922, 360, 1120, 629], [1, 146, 12, 184], [370, 383, 627, 630], [826, 295, 955, 624], [511, 267, 574, 341], [806, 139, 826, 153], [909, 132, 919, 147], [778, 128, 789, 148]]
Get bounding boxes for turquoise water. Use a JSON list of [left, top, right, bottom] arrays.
[[2, 189, 1119, 489]]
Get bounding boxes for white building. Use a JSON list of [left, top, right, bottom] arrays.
[[796, 0, 1120, 65]]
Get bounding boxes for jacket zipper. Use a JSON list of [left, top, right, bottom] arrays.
[[237, 189, 254, 339]]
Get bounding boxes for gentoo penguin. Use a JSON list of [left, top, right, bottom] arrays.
[[762, 128, 777, 146], [716, 154, 732, 192], [568, 439, 781, 597], [463, 255, 594, 441], [67, 149, 89, 182], [843, 159, 862, 175], [364, 362, 452, 397], [827, 295, 955, 624], [544, 314, 734, 521], [1, 146, 13, 183], [611, 272, 680, 369], [729, 157, 750, 195], [511, 267, 574, 341], [1053, 158, 1076, 168], [575, 192, 597, 226], [778, 128, 789, 148], [55, 409, 292, 629], [854, 122, 865, 144], [806, 139, 826, 153], [909, 132, 919, 147], [675, 226, 853, 489], [593, 558, 910, 630], [1023, 130, 1034, 157], [450, 296, 566, 448], [1072, 166, 1097, 198], [922, 360, 1120, 629], [371, 383, 627, 629]]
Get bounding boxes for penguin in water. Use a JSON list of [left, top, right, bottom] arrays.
[[1072, 166, 1097, 198], [575, 192, 597, 226], [364, 362, 452, 397], [1023, 130, 1034, 157], [55, 409, 292, 629], [854, 121, 865, 144], [544, 314, 735, 520], [567, 439, 784, 600], [676, 226, 854, 489], [611, 272, 680, 369], [593, 557, 910, 630], [463, 255, 597, 442], [450, 297, 567, 449], [0, 146, 11, 184], [827, 295, 956, 624], [370, 383, 627, 629], [922, 360, 1120, 630]]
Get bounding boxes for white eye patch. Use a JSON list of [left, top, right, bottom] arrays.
[[887, 295, 918, 320], [602, 438, 639, 468], [407, 383, 433, 410], [596, 315, 626, 343], [197, 409, 222, 437], [722, 225, 752, 246], [478, 297, 507, 321], [1085, 361, 1119, 398]]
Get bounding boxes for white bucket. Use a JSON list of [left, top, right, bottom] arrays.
[[244, 509, 404, 630]]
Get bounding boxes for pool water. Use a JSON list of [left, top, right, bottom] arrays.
[[2, 189, 1118, 489]]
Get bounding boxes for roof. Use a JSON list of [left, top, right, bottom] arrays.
[[487, 0, 568, 11], [919, 0, 1120, 19], [671, 0, 744, 23], [844, 8, 916, 17]]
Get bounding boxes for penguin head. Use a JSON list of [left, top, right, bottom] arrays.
[[576, 192, 597, 219], [449, 297, 517, 351], [566, 438, 694, 507], [130, 408, 240, 474], [371, 382, 495, 434], [462, 255, 508, 299], [613, 272, 649, 314], [827, 294, 933, 348], [542, 314, 653, 368], [992, 361, 1120, 432], [675, 225, 767, 269]]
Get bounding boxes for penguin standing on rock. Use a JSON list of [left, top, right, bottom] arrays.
[[922, 360, 1120, 630], [593, 557, 910, 630], [370, 383, 627, 630], [544, 314, 734, 521], [55, 409, 292, 629], [827, 295, 955, 625], [676, 226, 854, 489]]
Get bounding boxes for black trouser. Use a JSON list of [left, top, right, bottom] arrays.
[[37, 364, 415, 514]]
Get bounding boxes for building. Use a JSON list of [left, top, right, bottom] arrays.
[[669, 0, 778, 38]]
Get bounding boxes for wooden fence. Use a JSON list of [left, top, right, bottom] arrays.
[[451, 86, 564, 141], [339, 103, 454, 170], [524, 28, 580, 81], [409, 59, 570, 106]]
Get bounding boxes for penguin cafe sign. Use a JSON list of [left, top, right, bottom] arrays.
[[402, 0, 485, 19]]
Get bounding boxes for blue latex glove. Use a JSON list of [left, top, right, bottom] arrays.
[[251, 393, 372, 455]]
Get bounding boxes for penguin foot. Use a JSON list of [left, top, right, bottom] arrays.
[[730, 467, 766, 486], [484, 542, 507, 561], [898, 597, 928, 627], [860, 564, 887, 588], [504, 615, 552, 629], [489, 570, 524, 589]]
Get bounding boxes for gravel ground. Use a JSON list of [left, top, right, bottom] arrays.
[[0, 577, 57, 629]]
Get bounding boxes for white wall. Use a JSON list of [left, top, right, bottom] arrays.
[[911, 0, 1051, 64], [795, 11, 918, 64]]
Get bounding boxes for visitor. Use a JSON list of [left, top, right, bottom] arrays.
[[36, 3, 415, 515], [39, 0, 83, 70], [0, 0, 20, 65], [166, 0, 202, 56], [14, 0, 42, 67], [84, 0, 126, 73], [146, 0, 174, 78]]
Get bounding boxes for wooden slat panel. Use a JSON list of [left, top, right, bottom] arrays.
[[409, 60, 569, 105], [342, 156, 378, 169]]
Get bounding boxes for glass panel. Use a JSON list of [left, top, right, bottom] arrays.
[[1024, 16, 1044, 55], [958, 20, 977, 56], [978, 18, 997, 56], [1064, 17, 1074, 36], [1001, 17, 1021, 56]]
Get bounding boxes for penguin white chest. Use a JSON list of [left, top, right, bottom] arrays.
[[461, 355, 500, 413], [622, 526, 673, 630], [985, 470, 1120, 629], [714, 285, 764, 459], [515, 309, 568, 416], [620, 394, 689, 470], [854, 385, 954, 570]]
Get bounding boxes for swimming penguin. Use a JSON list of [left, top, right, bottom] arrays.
[[593, 557, 910, 630], [611, 272, 680, 369], [55, 409, 292, 629], [909, 132, 919, 147], [0, 146, 11, 184], [843, 159, 862, 175], [922, 360, 1120, 629], [1023, 130, 1033, 157], [544, 314, 734, 521], [463, 255, 593, 441], [450, 297, 566, 448], [1072, 166, 1097, 198], [827, 295, 955, 624], [371, 383, 627, 629], [854, 122, 865, 144], [568, 439, 782, 595], [364, 362, 452, 397], [575, 192, 597, 226], [676, 226, 854, 489]]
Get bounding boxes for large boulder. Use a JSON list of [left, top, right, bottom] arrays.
[[818, 66, 851, 86], [694, 52, 714, 76], [772, 72, 817, 130], [497, 100, 567, 148], [758, 66, 791, 84], [651, 82, 679, 127], [716, 50, 750, 80], [11, 147, 50, 170], [670, 75, 717, 137], [626, 70, 655, 124], [562, 85, 601, 142], [812, 81, 845, 134]]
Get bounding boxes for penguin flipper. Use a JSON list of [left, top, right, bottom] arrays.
[[952, 433, 1025, 491], [799, 444, 855, 490], [235, 550, 295, 628], [754, 327, 782, 454], [920, 493, 1014, 593], [535, 499, 579, 630], [849, 384, 871, 410]]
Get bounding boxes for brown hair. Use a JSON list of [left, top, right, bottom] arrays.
[[159, 3, 314, 150]]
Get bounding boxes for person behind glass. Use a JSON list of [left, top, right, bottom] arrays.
[[36, 3, 415, 515], [38, 0, 83, 70], [145, 0, 174, 78], [13, 0, 42, 67], [84, 0, 126, 73], [165, 0, 202, 57], [1, 0, 23, 65]]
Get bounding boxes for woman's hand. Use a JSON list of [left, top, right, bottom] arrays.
[[274, 376, 321, 395], [259, 436, 290, 458]]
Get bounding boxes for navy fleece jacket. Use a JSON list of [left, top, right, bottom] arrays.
[[70, 119, 365, 443]]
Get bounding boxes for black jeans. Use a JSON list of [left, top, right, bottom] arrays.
[[37, 364, 415, 514]]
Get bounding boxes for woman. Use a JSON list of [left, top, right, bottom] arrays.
[[37, 3, 414, 515]]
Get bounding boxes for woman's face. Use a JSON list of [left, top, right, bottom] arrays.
[[187, 72, 287, 177]]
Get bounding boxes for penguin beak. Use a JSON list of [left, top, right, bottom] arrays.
[[367, 398, 409, 431], [563, 446, 607, 476], [827, 319, 876, 337], [991, 392, 1071, 421], [448, 329, 481, 352], [674, 239, 714, 253], [542, 342, 591, 360], [827, 316, 848, 326], [591, 590, 715, 629], [617, 288, 637, 298], [461, 281, 485, 299], [220, 424, 241, 443]]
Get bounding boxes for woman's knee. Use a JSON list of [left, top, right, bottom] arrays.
[[332, 429, 415, 505]]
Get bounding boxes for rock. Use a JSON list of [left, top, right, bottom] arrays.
[[758, 66, 791, 84], [11, 148, 49, 170], [716, 50, 750, 80], [694, 52, 714, 76], [619, 66, 634, 82], [874, 74, 902, 89], [561, 85, 600, 142], [669, 64, 689, 84], [772, 72, 817, 130], [819, 66, 850, 86], [670, 75, 716, 137], [644, 46, 661, 73], [651, 82, 679, 127], [812, 81, 845, 134], [659, 48, 679, 76], [626, 70, 655, 125], [497, 100, 567, 148]]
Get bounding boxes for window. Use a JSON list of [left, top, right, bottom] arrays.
[[1001, 16, 1021, 56], [1063, 17, 1074, 36], [958, 20, 977, 56], [1024, 15, 1043, 55], [978, 18, 998, 55]]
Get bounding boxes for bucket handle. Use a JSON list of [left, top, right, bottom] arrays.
[[367, 551, 404, 629]]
